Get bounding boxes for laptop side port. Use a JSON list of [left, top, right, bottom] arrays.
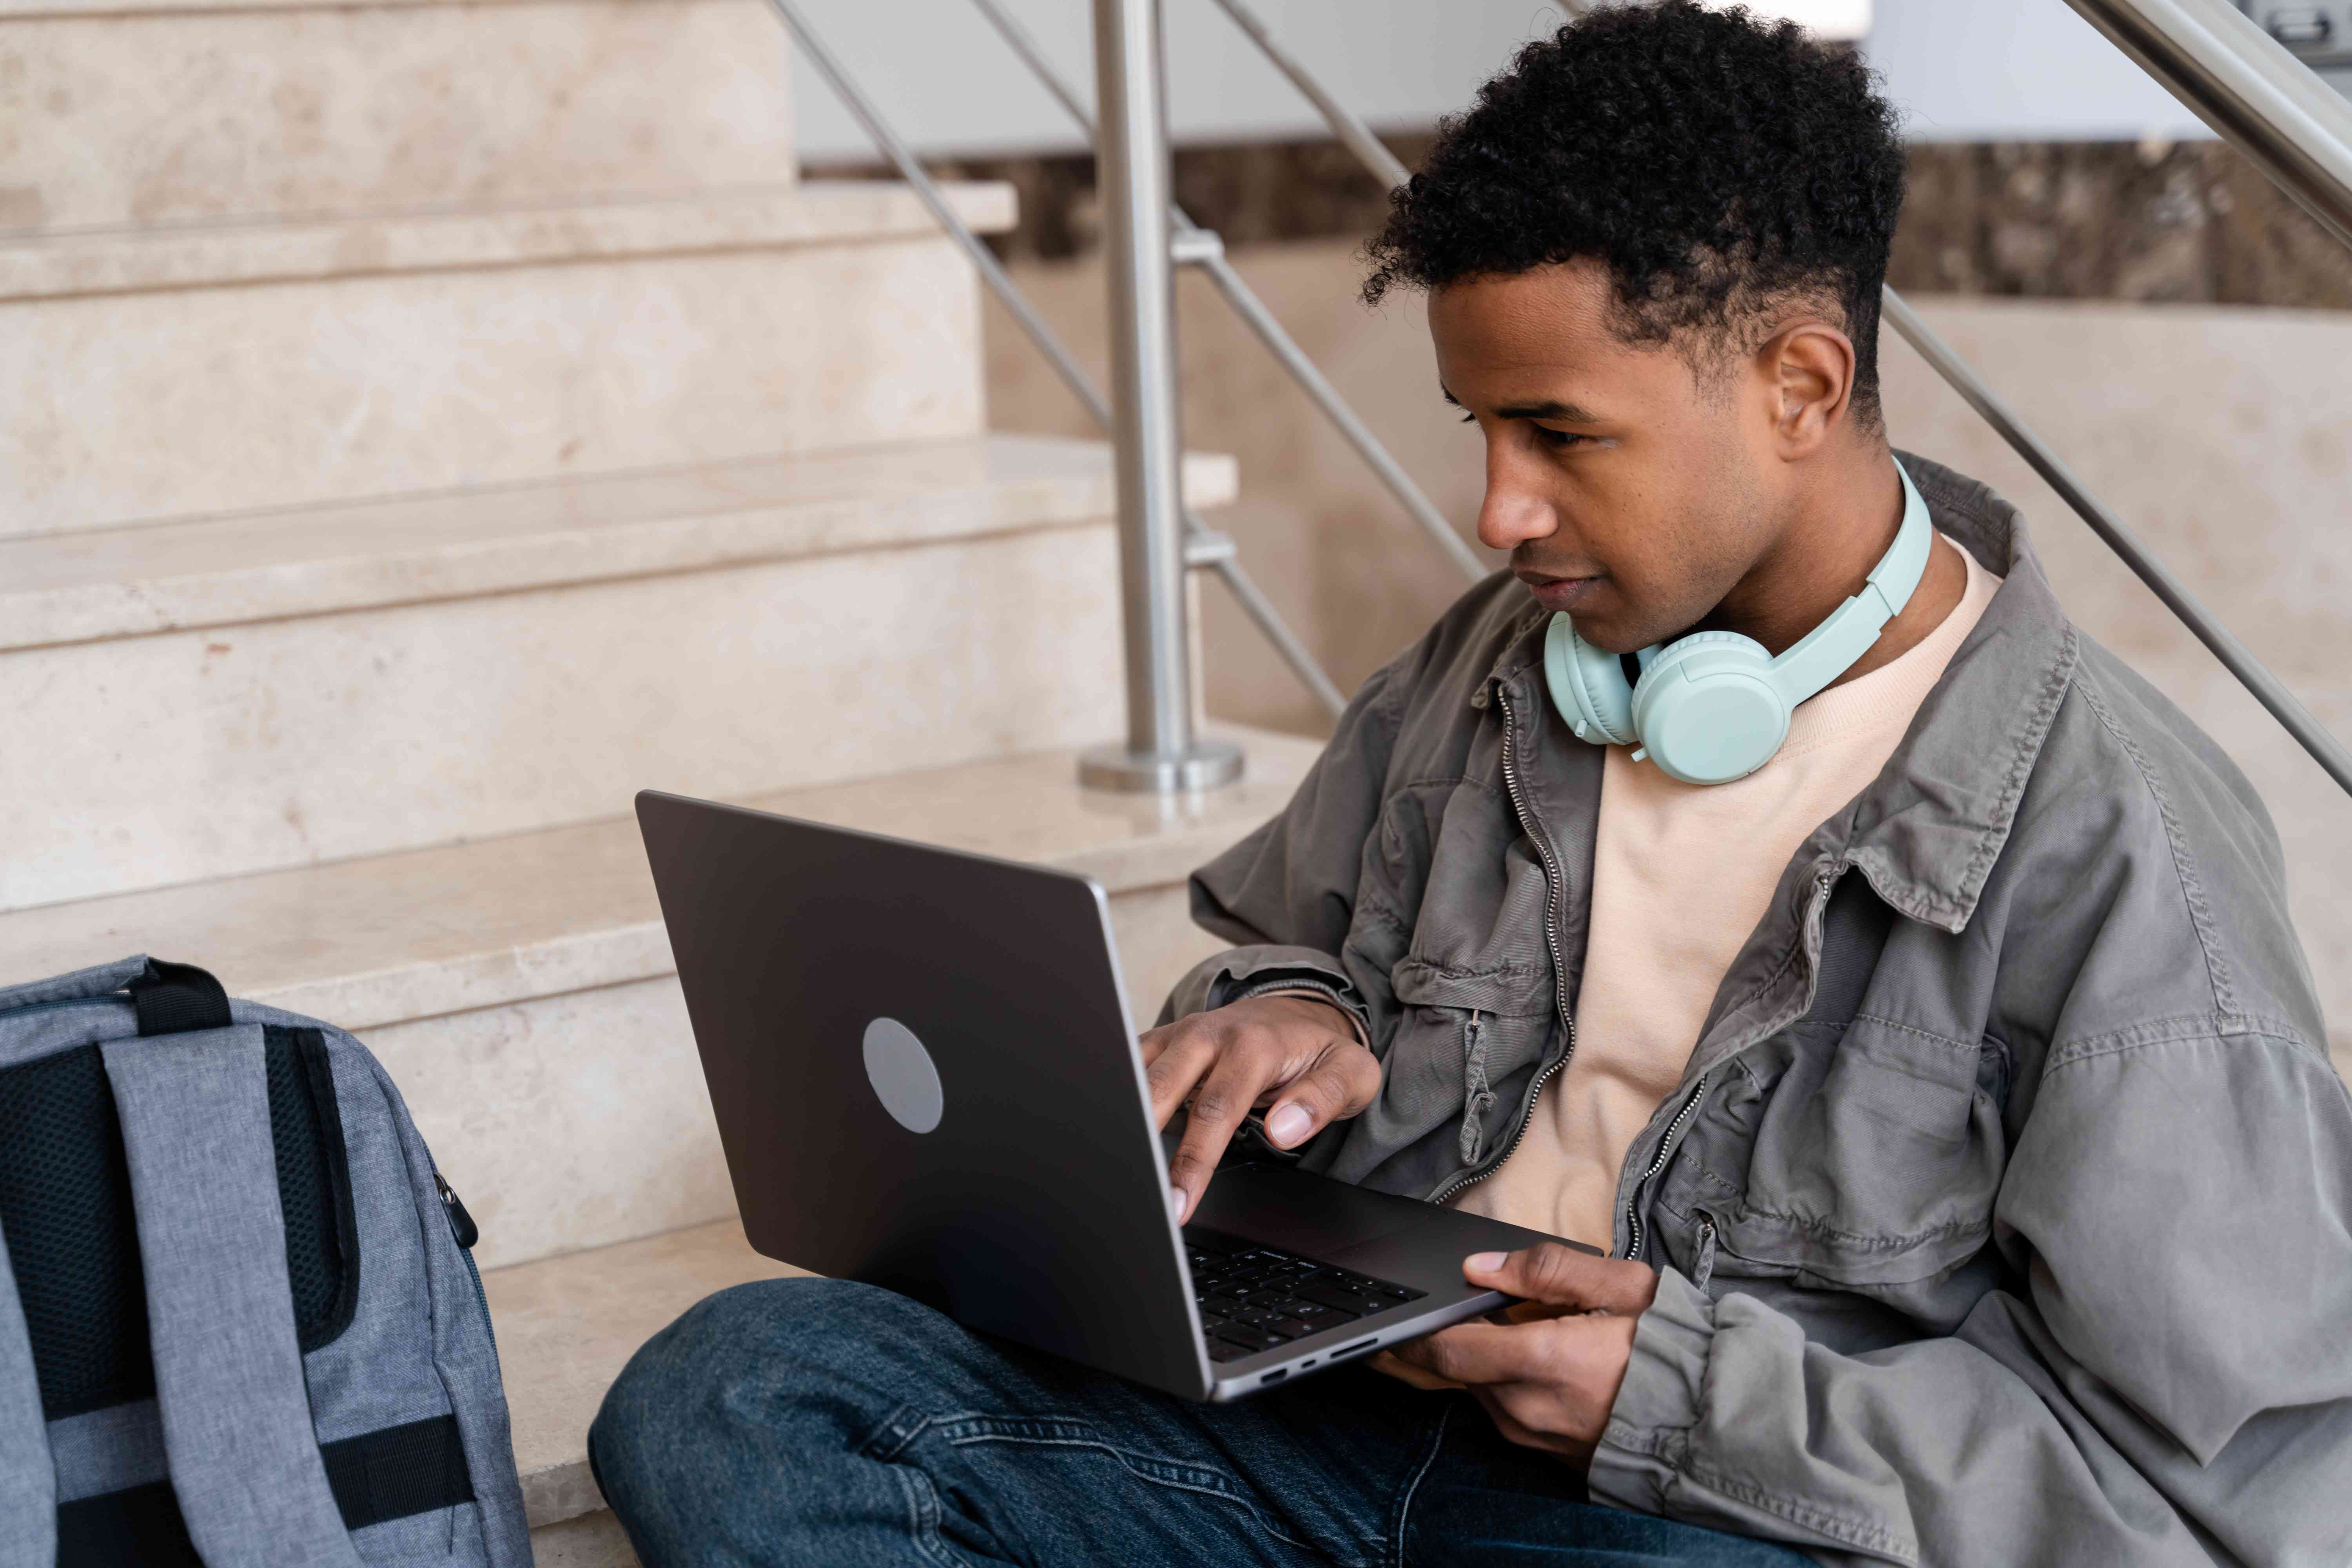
[[1260, 1369, 1288, 1385], [1330, 1338, 1380, 1361]]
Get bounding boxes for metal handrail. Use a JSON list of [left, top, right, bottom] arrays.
[[1214, 0, 2352, 801], [2064, 0, 2352, 252], [965, 0, 1486, 584], [1879, 295, 2352, 796], [1201, 0, 1411, 191], [766, 0, 1348, 722]]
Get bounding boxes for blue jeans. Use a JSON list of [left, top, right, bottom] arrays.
[[588, 1278, 1810, 1567]]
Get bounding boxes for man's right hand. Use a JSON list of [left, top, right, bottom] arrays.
[[1139, 993, 1382, 1226]]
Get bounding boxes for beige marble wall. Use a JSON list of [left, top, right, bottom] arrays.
[[983, 241, 1494, 738], [376, 878, 1236, 1273], [0, 0, 791, 232], [0, 521, 1125, 909], [986, 241, 2352, 1067], [2, 233, 983, 535]]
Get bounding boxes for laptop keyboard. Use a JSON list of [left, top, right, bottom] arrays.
[[1183, 1229, 1427, 1362]]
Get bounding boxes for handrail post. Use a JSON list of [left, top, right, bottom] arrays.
[[969, 0, 1484, 585], [1080, 0, 1244, 793]]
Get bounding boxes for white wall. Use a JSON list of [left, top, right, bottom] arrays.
[[1866, 0, 2214, 142], [791, 0, 2223, 163], [790, 0, 1583, 163]]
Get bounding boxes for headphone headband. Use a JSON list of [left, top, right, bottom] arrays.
[[1764, 460, 1934, 706]]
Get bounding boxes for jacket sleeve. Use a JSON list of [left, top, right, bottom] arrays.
[[1590, 1025, 2352, 1566], [1154, 656, 1408, 1034]]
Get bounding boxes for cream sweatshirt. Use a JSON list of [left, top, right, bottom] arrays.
[[1450, 540, 2000, 1248]]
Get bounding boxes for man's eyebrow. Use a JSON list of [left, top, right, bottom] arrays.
[[1437, 386, 1601, 423], [1496, 398, 1602, 423]]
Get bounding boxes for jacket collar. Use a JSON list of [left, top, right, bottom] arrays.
[[1840, 454, 2078, 933], [1482, 451, 2080, 935]]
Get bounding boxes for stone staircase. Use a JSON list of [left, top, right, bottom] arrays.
[[0, 4, 1310, 1558]]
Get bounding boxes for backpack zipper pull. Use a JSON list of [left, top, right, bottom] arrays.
[[434, 1171, 479, 1250]]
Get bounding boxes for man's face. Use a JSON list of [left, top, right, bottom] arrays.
[[1429, 260, 1786, 654]]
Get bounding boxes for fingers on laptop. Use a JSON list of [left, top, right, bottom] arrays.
[[1461, 1244, 1659, 1315], [1142, 996, 1380, 1225]]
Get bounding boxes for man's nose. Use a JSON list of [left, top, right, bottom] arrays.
[[1475, 463, 1559, 554]]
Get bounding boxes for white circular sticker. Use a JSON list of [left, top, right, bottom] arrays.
[[861, 1016, 944, 1134]]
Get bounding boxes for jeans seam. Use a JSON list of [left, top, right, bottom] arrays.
[[934, 1419, 1338, 1561], [1387, 1399, 1452, 1568], [858, 1407, 992, 1568], [893, 1463, 978, 1568]]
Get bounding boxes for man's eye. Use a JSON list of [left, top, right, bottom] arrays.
[[1458, 411, 1477, 424], [1534, 426, 1586, 448]]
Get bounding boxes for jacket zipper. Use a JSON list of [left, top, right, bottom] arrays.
[[1431, 681, 1578, 1205], [1621, 866, 1840, 1262], [1623, 1074, 1707, 1261]]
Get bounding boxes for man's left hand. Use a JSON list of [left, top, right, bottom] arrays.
[[1387, 1244, 1661, 1470]]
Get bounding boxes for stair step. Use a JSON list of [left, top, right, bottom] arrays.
[[529, 1508, 639, 1568], [0, 181, 1007, 306], [0, 730, 1324, 1268], [483, 1219, 805, 1537], [3, 436, 1238, 911], [0, 0, 797, 237], [1, 434, 1233, 652], [3, 181, 1012, 539]]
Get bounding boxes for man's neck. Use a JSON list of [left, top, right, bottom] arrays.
[[1704, 447, 1968, 690]]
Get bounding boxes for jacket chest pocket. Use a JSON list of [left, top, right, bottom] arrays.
[[1389, 961, 1556, 1172], [1670, 1019, 2011, 1291], [1352, 778, 1550, 977]]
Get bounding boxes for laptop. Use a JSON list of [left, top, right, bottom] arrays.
[[637, 789, 1587, 1402]]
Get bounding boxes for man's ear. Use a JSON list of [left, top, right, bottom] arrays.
[[1760, 319, 1857, 457]]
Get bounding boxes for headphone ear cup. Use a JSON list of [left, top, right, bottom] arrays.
[[1543, 614, 1639, 746], [1629, 630, 1789, 784]]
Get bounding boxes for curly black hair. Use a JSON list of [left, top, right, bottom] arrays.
[[1363, 1, 1907, 427]]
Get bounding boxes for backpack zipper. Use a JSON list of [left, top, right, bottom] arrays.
[[1431, 680, 1578, 1205], [0, 996, 114, 1022], [434, 1171, 479, 1249], [435, 1170, 501, 1372]]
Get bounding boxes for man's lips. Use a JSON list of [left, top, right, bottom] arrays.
[[1516, 572, 1604, 613]]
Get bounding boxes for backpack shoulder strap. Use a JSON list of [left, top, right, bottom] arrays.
[[102, 1024, 365, 1568], [0, 1214, 56, 1568]]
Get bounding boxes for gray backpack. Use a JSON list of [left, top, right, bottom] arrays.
[[0, 956, 530, 1566]]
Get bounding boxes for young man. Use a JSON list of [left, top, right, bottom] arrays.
[[592, 5, 2352, 1563]]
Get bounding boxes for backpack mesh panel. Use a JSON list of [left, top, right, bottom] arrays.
[[269, 1029, 357, 1349], [0, 1044, 154, 1418], [0, 1023, 356, 1418]]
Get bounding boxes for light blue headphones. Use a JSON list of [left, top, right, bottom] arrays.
[[1543, 459, 1933, 786]]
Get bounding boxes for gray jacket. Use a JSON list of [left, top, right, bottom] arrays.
[[1162, 456, 2352, 1566]]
